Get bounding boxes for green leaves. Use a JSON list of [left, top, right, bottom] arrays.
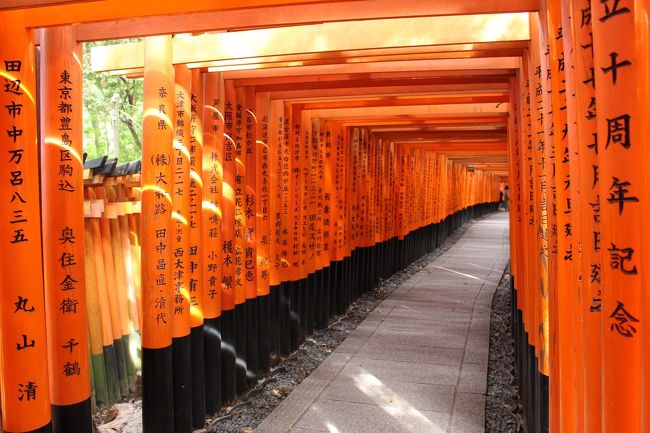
[[82, 39, 144, 164]]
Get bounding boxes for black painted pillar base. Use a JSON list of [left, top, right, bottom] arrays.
[[245, 297, 259, 384], [6, 423, 53, 433], [258, 294, 271, 373], [279, 282, 291, 356], [234, 304, 248, 395], [289, 281, 300, 352], [52, 398, 92, 433], [305, 272, 315, 337], [220, 310, 236, 405], [190, 325, 206, 428], [172, 334, 193, 433], [269, 285, 280, 355], [142, 346, 174, 433], [512, 276, 549, 433], [204, 317, 222, 415]]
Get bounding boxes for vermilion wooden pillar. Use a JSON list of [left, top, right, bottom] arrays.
[[545, 1, 574, 431], [592, 2, 642, 433], [274, 98, 292, 355], [40, 25, 92, 433], [287, 101, 301, 350], [255, 91, 272, 372], [188, 68, 206, 427], [560, 3, 587, 432], [565, 0, 601, 431], [221, 78, 238, 401], [202, 71, 226, 411], [242, 86, 259, 382], [0, 10, 53, 433], [171, 64, 193, 433], [232, 84, 248, 393], [141, 35, 174, 433], [637, 0, 650, 430], [555, 2, 580, 432], [268, 99, 285, 355]]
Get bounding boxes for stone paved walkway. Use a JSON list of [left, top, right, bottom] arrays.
[[255, 212, 510, 433]]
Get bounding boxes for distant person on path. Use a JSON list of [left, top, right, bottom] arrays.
[[503, 185, 509, 211], [498, 189, 504, 210]]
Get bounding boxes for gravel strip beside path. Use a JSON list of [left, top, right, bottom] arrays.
[[485, 264, 523, 433]]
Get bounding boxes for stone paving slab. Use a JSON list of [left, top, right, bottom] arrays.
[[255, 213, 509, 433]]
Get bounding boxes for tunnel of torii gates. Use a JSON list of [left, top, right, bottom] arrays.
[[0, 0, 650, 433]]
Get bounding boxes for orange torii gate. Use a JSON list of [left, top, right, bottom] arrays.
[[18, 2, 650, 433]]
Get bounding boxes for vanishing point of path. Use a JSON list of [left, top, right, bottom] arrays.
[[255, 212, 510, 433]]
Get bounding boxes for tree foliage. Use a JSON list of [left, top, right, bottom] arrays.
[[82, 39, 143, 164]]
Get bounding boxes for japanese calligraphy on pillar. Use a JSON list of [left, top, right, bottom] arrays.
[[290, 105, 300, 278], [141, 36, 173, 350], [573, 0, 602, 313], [301, 112, 311, 272], [0, 14, 52, 431], [233, 94, 246, 304], [256, 94, 271, 293], [307, 119, 323, 270], [188, 69, 204, 325], [243, 89, 257, 301], [202, 73, 224, 318], [171, 65, 191, 337], [221, 79, 237, 311], [592, 0, 641, 338], [269, 101, 286, 280], [280, 104, 291, 281], [40, 26, 91, 408], [592, 0, 641, 430]]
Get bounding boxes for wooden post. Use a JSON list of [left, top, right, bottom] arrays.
[[0, 10, 52, 433], [242, 86, 258, 382], [40, 25, 92, 433], [95, 190, 129, 397], [221, 78, 238, 402], [83, 213, 110, 407], [637, 0, 650, 430], [188, 68, 206, 427], [86, 190, 122, 403], [592, 2, 642, 432], [232, 83, 248, 394], [171, 63, 193, 433], [564, 0, 598, 430], [267, 97, 282, 356], [287, 102, 301, 351], [141, 35, 174, 433], [202, 71, 225, 413], [255, 91, 272, 372]]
